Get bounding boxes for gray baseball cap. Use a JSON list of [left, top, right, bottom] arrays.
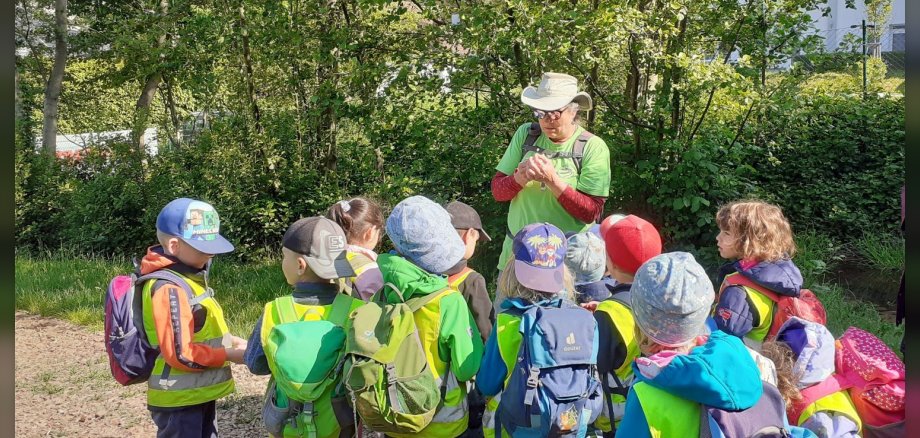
[[282, 217, 355, 280]]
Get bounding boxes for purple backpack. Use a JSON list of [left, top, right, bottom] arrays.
[[103, 269, 195, 385]]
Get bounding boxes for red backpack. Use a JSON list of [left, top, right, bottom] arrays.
[[720, 273, 826, 340], [790, 327, 905, 437]]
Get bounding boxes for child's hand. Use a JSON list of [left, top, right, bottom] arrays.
[[226, 347, 246, 364], [230, 335, 248, 350], [580, 301, 600, 312]]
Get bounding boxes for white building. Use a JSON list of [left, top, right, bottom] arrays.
[[808, 0, 905, 53]]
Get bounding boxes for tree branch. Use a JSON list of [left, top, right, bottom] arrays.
[[566, 56, 656, 131]]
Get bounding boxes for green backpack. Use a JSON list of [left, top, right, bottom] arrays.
[[263, 293, 355, 436], [342, 283, 450, 434]]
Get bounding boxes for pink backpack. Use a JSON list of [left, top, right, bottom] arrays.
[[721, 274, 827, 340], [791, 327, 904, 436]]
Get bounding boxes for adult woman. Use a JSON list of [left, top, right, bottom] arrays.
[[491, 72, 611, 310]]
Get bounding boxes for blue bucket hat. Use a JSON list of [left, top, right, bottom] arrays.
[[513, 223, 568, 293], [565, 232, 606, 284], [386, 196, 465, 274], [156, 198, 234, 255], [631, 252, 714, 347]]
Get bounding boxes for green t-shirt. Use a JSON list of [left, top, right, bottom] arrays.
[[495, 123, 611, 270]]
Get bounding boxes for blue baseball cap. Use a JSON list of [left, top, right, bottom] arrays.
[[512, 223, 568, 293], [156, 198, 235, 255]]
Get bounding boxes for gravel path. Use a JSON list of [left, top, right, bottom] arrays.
[[15, 311, 270, 437]]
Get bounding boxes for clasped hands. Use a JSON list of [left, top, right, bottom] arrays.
[[513, 154, 560, 188]]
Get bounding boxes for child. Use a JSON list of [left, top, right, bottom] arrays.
[[326, 197, 385, 300], [143, 198, 247, 438], [564, 231, 610, 303], [591, 214, 662, 435], [761, 319, 862, 438], [244, 216, 365, 438], [445, 200, 494, 438], [712, 200, 803, 350], [617, 252, 778, 437], [478, 223, 601, 437], [379, 195, 484, 437], [445, 200, 495, 342]]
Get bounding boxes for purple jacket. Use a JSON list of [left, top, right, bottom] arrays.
[[713, 259, 803, 340]]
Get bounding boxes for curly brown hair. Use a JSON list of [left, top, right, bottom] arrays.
[[760, 340, 803, 407], [716, 200, 796, 262]]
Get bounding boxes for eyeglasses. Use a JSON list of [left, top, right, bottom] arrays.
[[532, 108, 566, 120]]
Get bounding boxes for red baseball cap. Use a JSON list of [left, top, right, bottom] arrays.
[[602, 215, 662, 275]]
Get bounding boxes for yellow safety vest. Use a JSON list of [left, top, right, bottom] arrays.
[[720, 272, 775, 343], [141, 269, 234, 408], [386, 288, 470, 438], [633, 382, 701, 438], [796, 390, 863, 432], [260, 293, 365, 438], [482, 311, 523, 438], [593, 297, 640, 432]]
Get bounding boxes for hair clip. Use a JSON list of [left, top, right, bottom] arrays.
[[338, 200, 352, 213]]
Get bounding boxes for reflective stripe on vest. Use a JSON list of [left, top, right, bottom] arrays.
[[720, 272, 774, 342], [633, 382, 701, 438], [796, 390, 863, 432], [141, 270, 234, 408], [387, 289, 468, 438]]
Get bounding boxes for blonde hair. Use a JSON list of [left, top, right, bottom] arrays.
[[716, 200, 796, 262], [760, 340, 804, 406], [498, 257, 575, 304]]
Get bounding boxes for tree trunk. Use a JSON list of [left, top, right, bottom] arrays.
[[238, 3, 262, 133], [131, 0, 169, 151], [163, 75, 181, 147], [41, 0, 68, 157], [15, 67, 22, 124]]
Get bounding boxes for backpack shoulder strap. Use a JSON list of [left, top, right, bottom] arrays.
[[722, 272, 781, 303], [327, 293, 354, 328], [447, 267, 474, 289], [407, 287, 452, 312], [273, 295, 299, 324], [521, 122, 543, 155], [571, 129, 594, 175], [137, 270, 207, 305], [788, 374, 849, 424]]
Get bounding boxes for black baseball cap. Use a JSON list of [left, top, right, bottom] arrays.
[[446, 201, 492, 242], [281, 217, 355, 279]]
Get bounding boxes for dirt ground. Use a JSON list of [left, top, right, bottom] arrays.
[[15, 311, 270, 437]]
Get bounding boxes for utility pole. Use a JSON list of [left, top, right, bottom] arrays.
[[862, 20, 867, 98]]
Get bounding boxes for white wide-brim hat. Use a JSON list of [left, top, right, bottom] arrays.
[[520, 72, 593, 111]]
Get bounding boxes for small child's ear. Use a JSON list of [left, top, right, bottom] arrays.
[[297, 256, 308, 275], [166, 237, 181, 256]]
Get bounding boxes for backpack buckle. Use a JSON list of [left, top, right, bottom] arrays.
[[526, 367, 540, 388]]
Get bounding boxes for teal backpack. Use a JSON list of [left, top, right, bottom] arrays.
[[263, 293, 355, 437]]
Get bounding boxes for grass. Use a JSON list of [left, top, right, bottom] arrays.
[[15, 253, 289, 336], [849, 232, 904, 272], [15, 236, 904, 353]]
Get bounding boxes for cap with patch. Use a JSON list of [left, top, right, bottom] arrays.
[[446, 201, 492, 242], [512, 223, 568, 293], [156, 198, 234, 255], [282, 217, 355, 280]]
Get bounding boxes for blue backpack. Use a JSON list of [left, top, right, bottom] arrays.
[[701, 381, 816, 438], [496, 299, 604, 437]]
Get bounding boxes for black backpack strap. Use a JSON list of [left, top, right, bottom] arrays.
[[520, 122, 543, 156], [571, 130, 593, 175]]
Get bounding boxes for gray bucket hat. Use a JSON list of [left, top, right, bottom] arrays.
[[520, 72, 593, 111], [631, 252, 715, 347]]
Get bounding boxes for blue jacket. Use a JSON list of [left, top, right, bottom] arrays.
[[714, 259, 803, 339], [616, 331, 764, 438], [477, 298, 531, 397]]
